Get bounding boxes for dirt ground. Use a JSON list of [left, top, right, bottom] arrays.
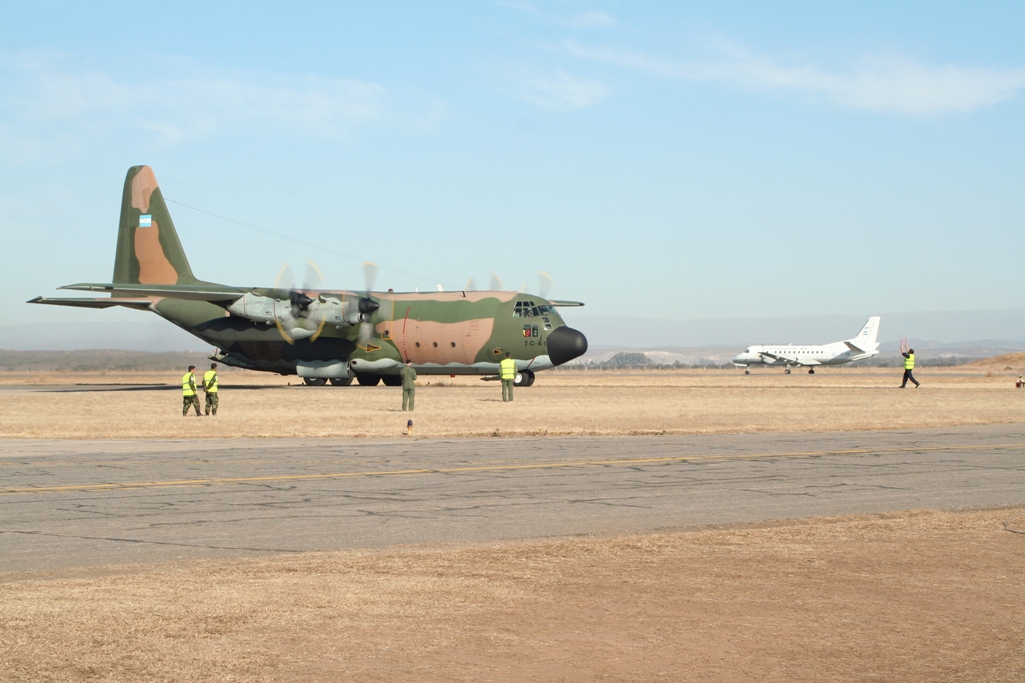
[[2, 366, 1025, 440], [2, 368, 1025, 682], [3, 509, 1024, 682]]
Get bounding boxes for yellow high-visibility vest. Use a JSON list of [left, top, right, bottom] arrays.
[[204, 370, 218, 393], [904, 353, 915, 370], [182, 373, 197, 396], [500, 358, 517, 380]]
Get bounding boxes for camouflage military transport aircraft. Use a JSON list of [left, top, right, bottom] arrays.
[[29, 166, 588, 387]]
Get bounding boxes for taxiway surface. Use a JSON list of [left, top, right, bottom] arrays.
[[3, 424, 1024, 572]]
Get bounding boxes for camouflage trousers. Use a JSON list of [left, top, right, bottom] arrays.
[[205, 392, 219, 415], [502, 379, 514, 402], [183, 395, 201, 416], [402, 387, 415, 411]]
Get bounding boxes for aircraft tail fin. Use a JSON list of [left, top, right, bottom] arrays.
[[845, 316, 881, 354], [113, 166, 199, 286]]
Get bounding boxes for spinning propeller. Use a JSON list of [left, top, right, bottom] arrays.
[[354, 262, 380, 350], [273, 260, 327, 344]]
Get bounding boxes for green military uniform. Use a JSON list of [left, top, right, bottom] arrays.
[[500, 355, 516, 402], [182, 370, 201, 416], [400, 362, 417, 411], [203, 368, 219, 415]]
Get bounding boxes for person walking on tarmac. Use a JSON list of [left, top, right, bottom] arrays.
[[400, 359, 417, 411], [500, 352, 517, 402], [203, 362, 219, 415], [900, 339, 921, 388], [182, 365, 202, 416]]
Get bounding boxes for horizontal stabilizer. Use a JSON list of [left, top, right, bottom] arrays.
[[61, 282, 247, 304], [27, 296, 154, 310]]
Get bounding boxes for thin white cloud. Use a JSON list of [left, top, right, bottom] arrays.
[[0, 52, 445, 148], [500, 68, 610, 111], [566, 39, 1025, 115]]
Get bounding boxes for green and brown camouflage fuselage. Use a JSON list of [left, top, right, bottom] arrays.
[[29, 166, 588, 386]]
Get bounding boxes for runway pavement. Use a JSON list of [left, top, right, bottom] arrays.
[[2, 424, 1024, 573]]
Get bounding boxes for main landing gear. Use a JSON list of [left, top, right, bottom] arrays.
[[513, 369, 536, 387], [301, 376, 354, 386]]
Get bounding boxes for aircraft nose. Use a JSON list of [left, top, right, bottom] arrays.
[[547, 326, 588, 366]]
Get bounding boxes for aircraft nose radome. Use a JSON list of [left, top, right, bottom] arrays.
[[548, 326, 588, 366]]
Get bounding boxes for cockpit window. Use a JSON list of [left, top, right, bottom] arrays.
[[514, 300, 556, 317]]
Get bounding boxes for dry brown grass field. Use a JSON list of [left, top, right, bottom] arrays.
[[3, 364, 1025, 682], [3, 509, 1024, 682], [2, 365, 1025, 439]]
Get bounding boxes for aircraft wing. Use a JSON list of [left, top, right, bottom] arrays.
[[59, 282, 251, 305], [27, 295, 155, 310], [758, 351, 820, 366], [758, 350, 797, 363]]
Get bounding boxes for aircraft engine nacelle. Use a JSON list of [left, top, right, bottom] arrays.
[[228, 293, 287, 324], [229, 293, 347, 328]]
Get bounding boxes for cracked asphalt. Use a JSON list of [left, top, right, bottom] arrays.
[[3, 423, 1024, 572]]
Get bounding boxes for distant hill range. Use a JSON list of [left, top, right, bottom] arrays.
[[574, 309, 1025, 366], [3, 309, 1024, 368]]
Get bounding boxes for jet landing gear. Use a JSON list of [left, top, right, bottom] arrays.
[[784, 367, 791, 375], [808, 368, 815, 375]]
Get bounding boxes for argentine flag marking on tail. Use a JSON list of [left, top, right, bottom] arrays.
[[139, 214, 152, 228]]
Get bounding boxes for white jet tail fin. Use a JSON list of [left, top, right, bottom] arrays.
[[844, 316, 880, 355]]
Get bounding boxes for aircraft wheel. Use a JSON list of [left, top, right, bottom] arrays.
[[514, 369, 535, 387], [809, 368, 815, 374], [381, 375, 402, 387], [744, 369, 750, 375], [784, 368, 791, 375], [303, 377, 328, 387], [356, 374, 382, 386], [329, 377, 353, 386]]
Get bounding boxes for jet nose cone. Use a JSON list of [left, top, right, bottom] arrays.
[[548, 326, 588, 366]]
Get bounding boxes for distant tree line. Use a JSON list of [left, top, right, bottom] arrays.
[[561, 351, 992, 370], [0, 350, 209, 372]]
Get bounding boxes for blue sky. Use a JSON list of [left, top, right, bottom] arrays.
[[3, 0, 1024, 337]]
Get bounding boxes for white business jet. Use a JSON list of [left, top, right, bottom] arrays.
[[732, 317, 881, 374]]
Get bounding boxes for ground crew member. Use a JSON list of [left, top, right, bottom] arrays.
[[182, 365, 202, 416], [500, 352, 517, 402], [400, 359, 416, 411], [900, 340, 920, 388], [203, 363, 219, 416]]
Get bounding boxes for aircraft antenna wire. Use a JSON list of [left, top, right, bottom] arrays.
[[166, 198, 460, 291]]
